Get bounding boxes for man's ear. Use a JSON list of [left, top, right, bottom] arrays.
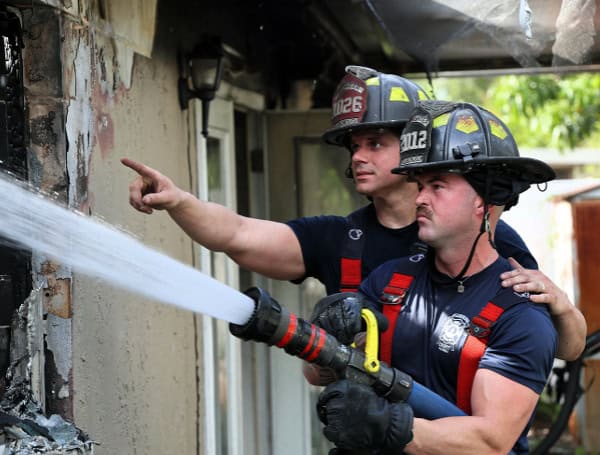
[[473, 195, 486, 215]]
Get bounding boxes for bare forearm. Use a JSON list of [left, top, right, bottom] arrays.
[[122, 158, 307, 280], [406, 417, 507, 455], [500, 257, 587, 360], [167, 192, 306, 280], [167, 192, 245, 251], [405, 370, 537, 455], [550, 297, 587, 360]]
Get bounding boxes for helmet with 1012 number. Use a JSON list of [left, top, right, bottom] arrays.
[[392, 100, 555, 209]]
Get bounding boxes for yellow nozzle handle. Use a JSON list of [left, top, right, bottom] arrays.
[[361, 308, 380, 374]]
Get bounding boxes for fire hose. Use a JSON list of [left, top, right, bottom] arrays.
[[230, 287, 466, 419]]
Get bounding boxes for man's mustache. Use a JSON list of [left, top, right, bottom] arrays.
[[416, 206, 433, 220]]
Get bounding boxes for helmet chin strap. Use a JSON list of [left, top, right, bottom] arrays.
[[441, 205, 495, 293], [485, 207, 497, 250], [452, 211, 488, 284], [345, 163, 353, 179], [452, 174, 497, 285], [481, 172, 497, 250]]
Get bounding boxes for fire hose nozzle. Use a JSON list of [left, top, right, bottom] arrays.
[[230, 287, 409, 399], [230, 287, 466, 419], [229, 287, 285, 344]]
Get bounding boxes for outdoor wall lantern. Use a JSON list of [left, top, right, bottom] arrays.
[[178, 35, 225, 138]]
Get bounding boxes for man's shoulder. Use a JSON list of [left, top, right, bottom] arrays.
[[495, 220, 538, 269], [286, 204, 373, 228], [346, 203, 375, 225], [368, 253, 429, 282], [286, 213, 348, 231], [487, 287, 554, 332], [492, 292, 556, 341], [491, 285, 532, 306]]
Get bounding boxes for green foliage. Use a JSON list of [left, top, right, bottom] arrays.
[[486, 74, 600, 150], [420, 76, 490, 104], [418, 72, 600, 151]]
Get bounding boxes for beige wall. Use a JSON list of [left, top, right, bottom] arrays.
[[23, 2, 331, 453], [54, 5, 202, 454], [265, 109, 331, 222]]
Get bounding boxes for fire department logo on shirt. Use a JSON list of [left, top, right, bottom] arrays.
[[409, 253, 425, 263], [437, 313, 470, 353], [348, 228, 363, 240]]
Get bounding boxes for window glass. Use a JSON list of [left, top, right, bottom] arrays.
[[207, 136, 230, 454]]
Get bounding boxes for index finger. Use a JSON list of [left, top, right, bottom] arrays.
[[507, 257, 523, 271], [121, 157, 161, 179], [500, 257, 526, 281]]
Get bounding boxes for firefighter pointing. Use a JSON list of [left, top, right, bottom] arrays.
[[122, 66, 584, 362]]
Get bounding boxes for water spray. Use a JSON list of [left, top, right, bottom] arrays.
[[0, 172, 465, 420], [0, 173, 254, 324]]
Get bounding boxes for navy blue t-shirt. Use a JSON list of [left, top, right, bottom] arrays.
[[359, 254, 557, 454], [287, 203, 537, 295]]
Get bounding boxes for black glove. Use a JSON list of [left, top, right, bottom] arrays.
[[316, 379, 414, 452], [310, 293, 388, 345]]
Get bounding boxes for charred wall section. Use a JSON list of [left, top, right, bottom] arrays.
[[21, 4, 71, 419], [0, 2, 72, 420], [0, 5, 31, 394]]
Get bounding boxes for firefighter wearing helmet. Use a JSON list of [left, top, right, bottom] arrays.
[[393, 99, 556, 279], [316, 101, 558, 454], [393, 100, 555, 206]]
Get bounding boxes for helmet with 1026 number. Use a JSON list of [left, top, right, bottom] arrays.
[[322, 66, 429, 146]]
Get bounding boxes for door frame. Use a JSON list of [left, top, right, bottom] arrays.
[[195, 96, 244, 455]]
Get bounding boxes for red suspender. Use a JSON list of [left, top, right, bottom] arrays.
[[377, 269, 524, 415], [380, 273, 414, 365], [339, 211, 366, 293], [340, 258, 362, 292], [456, 301, 510, 414], [456, 336, 486, 414]]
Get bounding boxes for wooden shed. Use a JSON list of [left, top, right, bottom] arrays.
[[504, 178, 600, 451]]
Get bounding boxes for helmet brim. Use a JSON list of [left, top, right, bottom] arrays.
[[391, 156, 556, 184], [322, 120, 408, 146]]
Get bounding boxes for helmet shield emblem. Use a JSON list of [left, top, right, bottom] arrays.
[[399, 108, 432, 167], [330, 72, 368, 130]]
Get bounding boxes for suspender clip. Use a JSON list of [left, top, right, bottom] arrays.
[[469, 316, 495, 339]]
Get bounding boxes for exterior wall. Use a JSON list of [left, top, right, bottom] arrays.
[[22, 2, 203, 453], [19, 0, 313, 452], [69, 34, 200, 455], [24, 3, 73, 419]]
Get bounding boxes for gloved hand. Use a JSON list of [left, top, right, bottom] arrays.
[[316, 379, 414, 452], [309, 293, 388, 345]]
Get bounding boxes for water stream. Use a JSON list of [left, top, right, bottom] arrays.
[[0, 173, 255, 325]]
